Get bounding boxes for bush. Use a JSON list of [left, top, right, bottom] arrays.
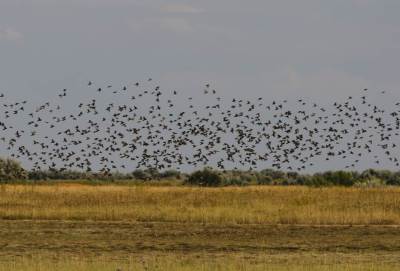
[[257, 175, 273, 185], [260, 168, 287, 180], [322, 170, 355, 186], [360, 169, 376, 180], [159, 169, 182, 179], [186, 167, 223, 187], [360, 169, 394, 184], [386, 171, 400, 185], [354, 177, 385, 187], [222, 177, 248, 186], [144, 168, 160, 179], [28, 169, 93, 180], [5, 156, 400, 187], [28, 170, 50, 180], [302, 174, 329, 187], [0, 157, 27, 182], [287, 171, 299, 180], [107, 171, 132, 181], [132, 169, 152, 181]]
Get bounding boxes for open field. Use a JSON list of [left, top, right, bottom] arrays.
[[1, 185, 400, 224], [1, 220, 400, 270], [1, 184, 400, 270]]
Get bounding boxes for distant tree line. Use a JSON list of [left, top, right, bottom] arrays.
[[1, 157, 400, 186]]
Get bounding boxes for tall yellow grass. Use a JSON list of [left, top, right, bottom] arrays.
[[1, 185, 400, 224]]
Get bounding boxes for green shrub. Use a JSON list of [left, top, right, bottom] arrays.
[[256, 175, 272, 185], [28, 170, 50, 180], [360, 169, 394, 184], [222, 177, 248, 186], [386, 172, 400, 185], [360, 169, 376, 180], [28, 169, 94, 180], [159, 169, 182, 179], [260, 168, 287, 179], [354, 177, 385, 187], [287, 171, 299, 179], [4, 157, 400, 187], [186, 167, 223, 187], [292, 174, 311, 185], [322, 170, 355, 186], [302, 174, 329, 187], [132, 169, 152, 181], [0, 157, 27, 182], [144, 168, 160, 179]]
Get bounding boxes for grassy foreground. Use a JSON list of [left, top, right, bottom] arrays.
[[1, 258, 399, 271], [1, 185, 400, 224], [1, 220, 400, 270], [1, 184, 400, 270]]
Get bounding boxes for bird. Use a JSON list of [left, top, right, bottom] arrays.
[[0, 82, 397, 174]]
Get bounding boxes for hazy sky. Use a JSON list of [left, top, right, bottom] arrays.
[[1, 0, 400, 101], [1, 1, 400, 172]]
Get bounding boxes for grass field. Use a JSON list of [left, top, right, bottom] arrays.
[[1, 184, 400, 270], [1, 184, 400, 224]]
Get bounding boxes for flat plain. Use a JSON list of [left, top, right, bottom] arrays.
[[1, 184, 400, 270]]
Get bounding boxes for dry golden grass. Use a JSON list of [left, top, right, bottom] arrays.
[[1, 184, 400, 224], [1, 184, 400, 270], [1, 256, 399, 271]]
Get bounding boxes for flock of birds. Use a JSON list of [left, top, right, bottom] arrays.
[[0, 79, 399, 173]]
